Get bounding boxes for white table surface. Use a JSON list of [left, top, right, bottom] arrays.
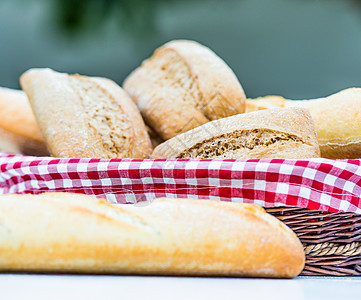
[[1, 275, 360, 300]]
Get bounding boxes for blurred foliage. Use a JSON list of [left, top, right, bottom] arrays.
[[53, 0, 196, 36]]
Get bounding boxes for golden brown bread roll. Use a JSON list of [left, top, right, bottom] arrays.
[[247, 88, 361, 158], [0, 87, 48, 156], [20, 68, 152, 159], [152, 107, 320, 159], [246, 95, 287, 112], [0, 192, 305, 278], [123, 40, 246, 140]]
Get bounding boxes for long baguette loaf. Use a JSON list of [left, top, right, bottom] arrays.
[[246, 88, 361, 158], [0, 192, 305, 278], [0, 87, 48, 156], [20, 68, 152, 159], [152, 107, 320, 159]]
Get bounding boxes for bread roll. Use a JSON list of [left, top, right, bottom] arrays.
[[0, 87, 48, 156], [152, 107, 320, 159], [123, 40, 246, 140], [0, 127, 22, 154], [246, 95, 287, 112], [0, 192, 305, 278], [247, 88, 361, 158], [20, 68, 152, 159]]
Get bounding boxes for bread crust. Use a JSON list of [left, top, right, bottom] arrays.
[[152, 107, 320, 159], [20, 68, 152, 159], [248, 88, 361, 158], [246, 96, 287, 112], [0, 88, 48, 156], [124, 40, 246, 140], [0, 192, 305, 278], [286, 88, 361, 158], [0, 87, 43, 142]]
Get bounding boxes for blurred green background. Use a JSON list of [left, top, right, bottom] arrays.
[[1, 0, 361, 99]]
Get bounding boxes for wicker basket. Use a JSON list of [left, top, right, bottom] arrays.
[[266, 207, 361, 276]]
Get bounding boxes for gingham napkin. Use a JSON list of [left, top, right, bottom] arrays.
[[1, 152, 360, 213]]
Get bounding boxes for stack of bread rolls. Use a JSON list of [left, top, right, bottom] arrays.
[[0, 39, 359, 277], [1, 40, 359, 159]]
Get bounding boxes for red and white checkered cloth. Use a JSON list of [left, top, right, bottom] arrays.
[[1, 152, 361, 213]]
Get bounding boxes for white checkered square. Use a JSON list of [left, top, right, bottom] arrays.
[[56, 163, 68, 174], [276, 182, 290, 195], [76, 163, 89, 173], [255, 162, 271, 172], [254, 180, 266, 192], [97, 161, 109, 171], [62, 179, 73, 187], [37, 164, 49, 175], [324, 173, 338, 187], [278, 163, 294, 175], [231, 161, 246, 171], [139, 160, 155, 170], [208, 177, 220, 186], [343, 180, 356, 194], [80, 179, 93, 187], [302, 167, 318, 180], [298, 186, 311, 199], [141, 177, 155, 184], [100, 178, 112, 186], [339, 200, 351, 212], [319, 192, 332, 206]]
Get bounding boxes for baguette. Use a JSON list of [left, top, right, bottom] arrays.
[[0, 87, 48, 156], [152, 107, 320, 159], [20, 68, 152, 159], [247, 88, 361, 158], [0, 192, 305, 278], [123, 40, 246, 140]]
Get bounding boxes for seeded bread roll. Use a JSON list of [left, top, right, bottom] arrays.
[[0, 87, 48, 156], [247, 88, 361, 158], [123, 40, 246, 140], [20, 68, 152, 159], [152, 107, 320, 159], [0, 192, 305, 278]]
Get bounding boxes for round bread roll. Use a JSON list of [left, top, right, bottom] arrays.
[[0, 87, 48, 156], [20, 68, 152, 159], [152, 107, 320, 159], [0, 192, 305, 278], [123, 40, 246, 140]]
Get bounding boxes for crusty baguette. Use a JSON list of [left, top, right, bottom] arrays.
[[0, 87, 48, 156], [247, 88, 361, 158], [123, 40, 246, 140], [20, 68, 152, 159], [0, 192, 305, 278], [152, 107, 320, 159]]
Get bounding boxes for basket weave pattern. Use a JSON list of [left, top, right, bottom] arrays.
[[266, 207, 361, 276]]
